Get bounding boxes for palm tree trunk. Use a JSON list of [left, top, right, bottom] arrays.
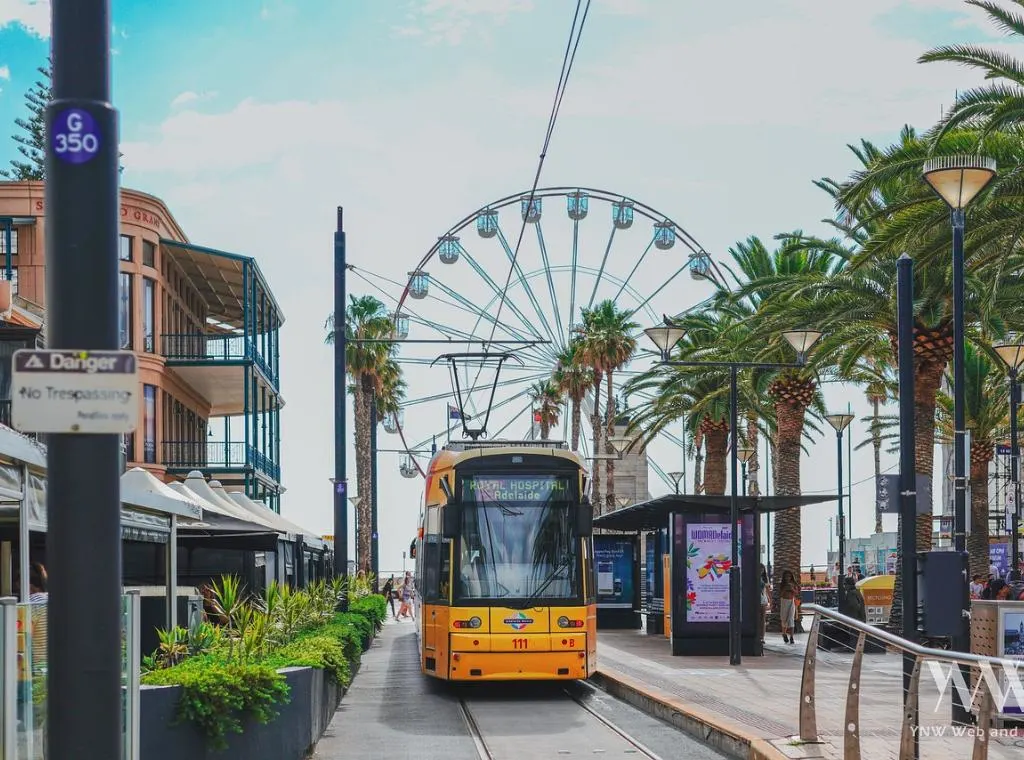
[[591, 375, 602, 512], [872, 398, 883, 534], [769, 399, 808, 633], [571, 397, 581, 452], [353, 380, 373, 574], [693, 428, 704, 494], [890, 355, 945, 632], [605, 368, 616, 514], [967, 443, 993, 580], [702, 425, 728, 495], [540, 419, 550, 440], [746, 413, 760, 497]]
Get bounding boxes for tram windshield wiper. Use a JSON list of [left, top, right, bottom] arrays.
[[511, 558, 570, 610]]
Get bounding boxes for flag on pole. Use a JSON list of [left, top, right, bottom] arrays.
[[449, 404, 471, 420]]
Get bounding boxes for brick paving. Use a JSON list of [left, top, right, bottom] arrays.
[[597, 628, 1024, 760]]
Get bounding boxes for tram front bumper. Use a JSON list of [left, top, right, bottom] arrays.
[[448, 650, 590, 681]]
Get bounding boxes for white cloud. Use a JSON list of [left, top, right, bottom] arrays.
[[0, 0, 49, 38], [120, 1, 1016, 570], [170, 90, 218, 109], [0, 65, 10, 81], [393, 0, 534, 45]]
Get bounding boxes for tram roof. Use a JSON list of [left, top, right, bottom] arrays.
[[427, 440, 585, 471], [593, 493, 839, 532]]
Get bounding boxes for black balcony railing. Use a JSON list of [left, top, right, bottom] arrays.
[[162, 440, 280, 482], [0, 399, 46, 445], [160, 333, 278, 385]]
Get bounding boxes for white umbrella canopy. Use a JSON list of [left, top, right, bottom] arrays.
[[217, 485, 322, 548], [120, 467, 202, 521], [181, 471, 280, 532]]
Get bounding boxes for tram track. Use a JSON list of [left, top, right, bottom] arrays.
[[457, 683, 665, 760]]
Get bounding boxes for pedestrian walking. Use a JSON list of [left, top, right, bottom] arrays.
[[778, 570, 798, 645], [382, 575, 398, 620], [759, 564, 771, 646]]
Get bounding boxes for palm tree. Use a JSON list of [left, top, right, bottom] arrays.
[[866, 378, 890, 535], [919, 0, 1024, 142], [324, 295, 398, 573], [935, 344, 1008, 578], [578, 309, 605, 511], [552, 341, 593, 452], [580, 300, 638, 514], [530, 379, 562, 440]]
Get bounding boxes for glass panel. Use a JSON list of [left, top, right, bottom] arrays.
[[26, 474, 45, 527], [17, 595, 47, 759], [143, 386, 156, 463], [0, 462, 22, 498], [0, 228, 18, 256], [119, 234, 132, 261], [142, 241, 155, 268], [455, 475, 579, 600], [142, 279, 154, 353], [119, 273, 132, 349]]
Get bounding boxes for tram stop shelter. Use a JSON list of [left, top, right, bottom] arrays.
[[592, 492, 836, 657]]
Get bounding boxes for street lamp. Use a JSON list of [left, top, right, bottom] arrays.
[[737, 444, 755, 497], [644, 321, 822, 665], [923, 153, 996, 725], [994, 337, 1024, 580], [668, 471, 684, 495], [609, 435, 639, 455], [824, 412, 855, 609]]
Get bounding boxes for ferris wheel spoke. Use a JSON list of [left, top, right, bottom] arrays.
[[428, 275, 541, 345], [399, 371, 552, 408], [585, 224, 617, 311], [407, 384, 538, 451], [459, 247, 545, 341], [613, 235, 657, 304], [494, 224, 559, 345], [534, 220, 565, 347], [568, 218, 580, 333], [349, 265, 471, 341], [627, 262, 692, 321]]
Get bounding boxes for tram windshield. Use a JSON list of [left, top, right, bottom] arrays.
[[455, 474, 580, 601]]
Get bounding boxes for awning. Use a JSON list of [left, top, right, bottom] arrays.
[[592, 493, 840, 533], [213, 483, 324, 550], [0, 425, 45, 470], [180, 471, 285, 534], [121, 467, 203, 521]]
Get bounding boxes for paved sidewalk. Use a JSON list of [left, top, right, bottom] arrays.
[[596, 629, 1023, 760]]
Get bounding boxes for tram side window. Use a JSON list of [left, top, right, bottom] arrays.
[[422, 506, 442, 602]]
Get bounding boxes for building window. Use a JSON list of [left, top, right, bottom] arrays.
[[142, 240, 156, 268], [1, 268, 17, 295], [122, 432, 135, 463], [119, 234, 133, 261], [143, 278, 155, 352], [119, 273, 132, 349], [0, 229, 17, 256], [143, 385, 156, 463]]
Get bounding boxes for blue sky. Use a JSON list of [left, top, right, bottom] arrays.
[[0, 0, 1019, 572]]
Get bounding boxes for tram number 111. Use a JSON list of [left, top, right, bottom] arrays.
[[512, 638, 529, 650]]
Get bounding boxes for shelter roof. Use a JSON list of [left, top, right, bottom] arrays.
[[592, 493, 839, 532]]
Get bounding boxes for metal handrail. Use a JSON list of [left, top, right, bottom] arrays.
[[799, 604, 1015, 760], [803, 603, 1014, 669]]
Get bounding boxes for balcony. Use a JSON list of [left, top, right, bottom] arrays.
[[162, 332, 277, 384], [0, 399, 46, 444], [162, 440, 280, 483]]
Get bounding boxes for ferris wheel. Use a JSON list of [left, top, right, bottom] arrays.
[[368, 187, 719, 487]]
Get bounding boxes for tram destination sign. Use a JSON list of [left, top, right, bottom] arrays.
[[465, 475, 569, 502], [12, 349, 139, 434]]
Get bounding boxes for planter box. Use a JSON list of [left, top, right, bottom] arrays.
[[140, 666, 342, 760]]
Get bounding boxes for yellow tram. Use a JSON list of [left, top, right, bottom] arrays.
[[413, 440, 596, 681]]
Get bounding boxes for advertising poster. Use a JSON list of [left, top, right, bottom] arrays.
[[685, 523, 738, 623], [991, 543, 1009, 578], [594, 536, 635, 609], [998, 607, 1024, 716]]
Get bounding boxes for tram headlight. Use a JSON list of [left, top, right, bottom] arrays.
[[454, 616, 482, 629], [557, 616, 584, 629]]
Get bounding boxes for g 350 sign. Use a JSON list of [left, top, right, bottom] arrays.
[[52, 109, 101, 165]]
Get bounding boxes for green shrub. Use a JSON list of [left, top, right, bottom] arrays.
[[265, 633, 352, 687], [142, 657, 289, 750], [348, 594, 387, 631]]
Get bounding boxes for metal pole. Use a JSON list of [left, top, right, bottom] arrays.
[[836, 430, 845, 611], [729, 364, 742, 665], [1011, 369, 1020, 578], [742, 462, 747, 497], [897, 254, 919, 760], [951, 207, 971, 726], [333, 207, 349, 602], [45, 2, 123, 757], [370, 394, 379, 591], [847, 404, 853, 540]]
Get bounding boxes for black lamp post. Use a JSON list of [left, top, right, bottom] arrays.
[[922, 154, 996, 725], [994, 338, 1024, 579], [644, 322, 823, 666], [824, 413, 854, 609]]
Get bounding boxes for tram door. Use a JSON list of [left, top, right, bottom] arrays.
[[423, 507, 440, 654]]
